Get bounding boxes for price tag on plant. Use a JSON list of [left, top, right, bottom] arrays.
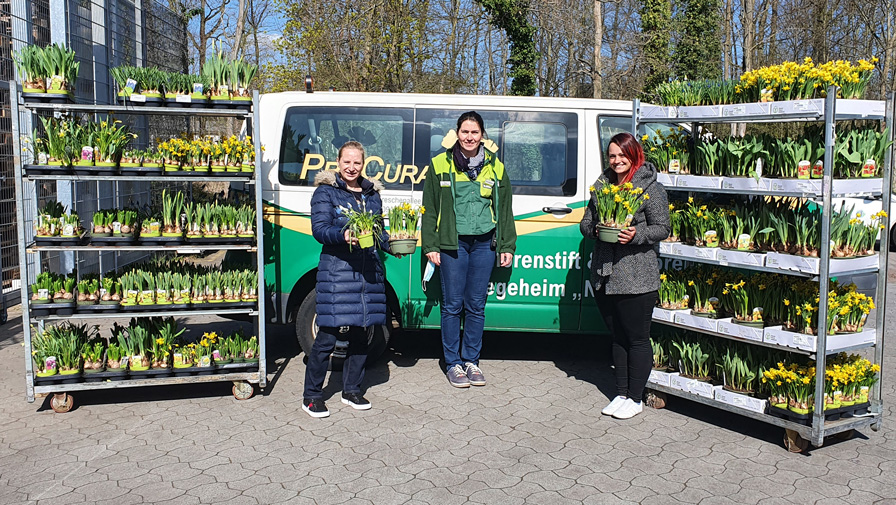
[[176, 94, 191, 103], [130, 94, 146, 103]]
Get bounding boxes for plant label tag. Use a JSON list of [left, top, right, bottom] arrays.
[[812, 160, 824, 178], [212, 350, 222, 360], [797, 160, 811, 179], [120, 356, 129, 368], [173, 353, 184, 366], [81, 146, 94, 161], [62, 224, 75, 237], [668, 159, 681, 174], [193, 83, 204, 94], [736, 234, 751, 250], [113, 221, 121, 233], [199, 356, 211, 367], [176, 94, 191, 103], [149, 221, 161, 234], [38, 152, 48, 164], [862, 159, 876, 178], [130, 94, 146, 103], [125, 78, 137, 92], [45, 356, 57, 370], [37, 288, 49, 299]]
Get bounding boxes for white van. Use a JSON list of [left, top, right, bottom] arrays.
[[257, 91, 681, 354]]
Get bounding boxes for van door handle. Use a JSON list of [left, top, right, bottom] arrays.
[[542, 206, 572, 214]]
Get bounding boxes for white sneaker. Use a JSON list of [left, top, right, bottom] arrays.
[[612, 399, 643, 419], [601, 396, 628, 416]]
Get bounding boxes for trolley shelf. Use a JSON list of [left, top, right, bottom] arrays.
[[26, 244, 257, 253], [34, 371, 262, 396], [32, 308, 258, 321], [22, 102, 252, 118], [646, 382, 879, 440], [639, 99, 887, 123], [651, 316, 876, 357], [24, 174, 256, 183]]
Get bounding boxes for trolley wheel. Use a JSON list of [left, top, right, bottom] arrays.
[[232, 381, 254, 400], [50, 393, 74, 413], [0, 310, 7, 324], [784, 429, 809, 453], [832, 429, 855, 441], [645, 391, 667, 410]]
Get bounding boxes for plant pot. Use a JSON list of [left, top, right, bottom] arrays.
[[389, 238, 417, 255], [596, 225, 622, 243], [358, 232, 375, 249], [732, 318, 764, 328]]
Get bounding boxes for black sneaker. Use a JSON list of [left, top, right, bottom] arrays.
[[341, 392, 372, 410], [302, 397, 329, 418]]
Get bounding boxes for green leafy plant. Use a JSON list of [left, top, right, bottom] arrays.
[[40, 43, 79, 93], [13, 45, 47, 91]]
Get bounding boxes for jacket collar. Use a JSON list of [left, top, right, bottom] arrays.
[[313, 170, 384, 194]]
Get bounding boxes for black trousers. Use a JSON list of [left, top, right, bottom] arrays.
[[596, 289, 657, 403], [303, 326, 369, 399]]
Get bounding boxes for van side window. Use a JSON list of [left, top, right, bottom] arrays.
[[278, 106, 414, 188], [415, 110, 578, 196]]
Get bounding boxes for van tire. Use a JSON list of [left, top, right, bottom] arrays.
[[294, 290, 391, 371], [890, 224, 896, 251]]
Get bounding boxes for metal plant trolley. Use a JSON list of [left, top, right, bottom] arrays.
[[10, 82, 267, 409], [634, 89, 892, 449]]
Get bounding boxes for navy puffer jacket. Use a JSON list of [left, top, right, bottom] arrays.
[[312, 171, 391, 328]]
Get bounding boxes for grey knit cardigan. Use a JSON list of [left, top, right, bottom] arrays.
[[579, 161, 671, 295]]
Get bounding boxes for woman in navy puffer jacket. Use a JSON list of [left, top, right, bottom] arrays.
[[303, 141, 393, 419]]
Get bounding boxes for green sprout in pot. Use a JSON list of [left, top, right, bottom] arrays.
[[119, 272, 138, 306], [76, 276, 100, 305], [92, 209, 114, 236], [171, 272, 191, 304], [202, 202, 220, 237], [241, 269, 258, 302], [137, 67, 165, 99], [55, 274, 77, 303], [109, 324, 131, 370], [100, 276, 121, 304], [82, 337, 106, 373], [36, 201, 66, 236], [40, 43, 79, 95], [236, 205, 256, 237], [232, 58, 258, 100], [207, 271, 225, 302], [189, 73, 210, 103], [191, 272, 207, 304], [127, 320, 151, 370], [31, 326, 59, 376], [220, 206, 237, 237], [110, 65, 140, 97], [14, 45, 48, 92], [185, 203, 202, 239], [30, 272, 55, 304], [139, 270, 156, 305], [201, 48, 231, 99], [161, 189, 184, 236], [163, 71, 189, 99], [244, 335, 258, 361], [114, 209, 137, 236], [120, 148, 142, 167], [48, 322, 97, 374]]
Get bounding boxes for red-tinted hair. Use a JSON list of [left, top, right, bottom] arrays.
[[608, 132, 645, 185]]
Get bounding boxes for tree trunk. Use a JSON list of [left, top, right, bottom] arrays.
[[230, 0, 248, 60]]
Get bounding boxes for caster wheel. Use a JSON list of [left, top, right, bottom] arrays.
[[832, 429, 855, 441], [646, 391, 666, 409], [784, 429, 808, 453], [50, 393, 74, 413], [232, 382, 254, 400]]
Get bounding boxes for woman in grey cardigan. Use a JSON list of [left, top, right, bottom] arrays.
[[580, 132, 670, 420]]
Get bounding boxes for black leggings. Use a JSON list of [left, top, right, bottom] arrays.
[[596, 289, 657, 403]]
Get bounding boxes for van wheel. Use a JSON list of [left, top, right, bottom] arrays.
[[890, 224, 896, 251], [294, 290, 391, 371]]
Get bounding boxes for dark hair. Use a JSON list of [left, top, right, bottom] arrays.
[[456, 111, 485, 133], [337, 140, 365, 161], [608, 132, 645, 185]]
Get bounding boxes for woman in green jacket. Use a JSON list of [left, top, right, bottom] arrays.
[[421, 111, 517, 388]]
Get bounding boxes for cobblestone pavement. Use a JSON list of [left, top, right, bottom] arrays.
[[1, 280, 895, 504]]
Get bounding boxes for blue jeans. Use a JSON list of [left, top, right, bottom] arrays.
[[303, 326, 369, 399], [439, 232, 495, 372]]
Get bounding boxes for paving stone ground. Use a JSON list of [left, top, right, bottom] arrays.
[[1, 261, 895, 504]]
